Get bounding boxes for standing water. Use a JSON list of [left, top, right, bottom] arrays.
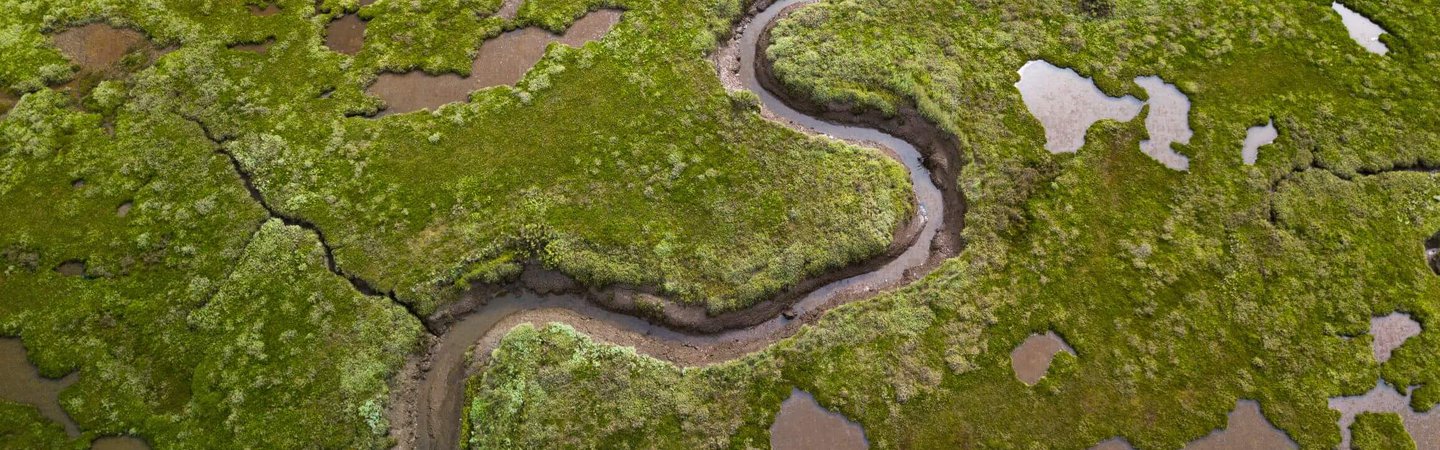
[[770, 389, 868, 450], [0, 339, 79, 437], [1240, 120, 1277, 165], [1010, 331, 1076, 385], [367, 10, 621, 115], [1015, 60, 1143, 154], [1331, 3, 1390, 55], [1134, 76, 1192, 171]]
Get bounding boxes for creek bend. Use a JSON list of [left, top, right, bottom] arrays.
[[389, 0, 963, 447]]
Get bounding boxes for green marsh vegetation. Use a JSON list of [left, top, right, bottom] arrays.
[[465, 0, 1440, 448], [1349, 412, 1415, 450], [0, 0, 910, 446]]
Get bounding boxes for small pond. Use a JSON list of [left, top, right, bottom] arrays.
[[1240, 120, 1277, 165], [1331, 2, 1389, 55], [367, 9, 621, 115], [1010, 331, 1075, 386], [770, 388, 868, 450]]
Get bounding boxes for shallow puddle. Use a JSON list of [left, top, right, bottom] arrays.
[[1010, 331, 1075, 385], [0, 339, 79, 437], [116, 201, 133, 217], [1240, 120, 1277, 165], [0, 91, 15, 117], [1370, 312, 1420, 363], [1014, 60, 1143, 154], [1134, 76, 1192, 171], [368, 9, 621, 115], [52, 24, 149, 73], [1330, 380, 1440, 449], [1331, 2, 1389, 55], [325, 14, 366, 55], [770, 389, 868, 450], [495, 0, 523, 19], [92, 436, 150, 450], [1185, 400, 1297, 450], [55, 260, 86, 277]]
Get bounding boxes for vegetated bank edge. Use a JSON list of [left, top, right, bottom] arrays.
[[384, 0, 970, 447]]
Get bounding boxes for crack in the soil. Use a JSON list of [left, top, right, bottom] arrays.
[[183, 114, 440, 336]]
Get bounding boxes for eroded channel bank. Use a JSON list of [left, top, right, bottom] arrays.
[[386, 0, 967, 447]]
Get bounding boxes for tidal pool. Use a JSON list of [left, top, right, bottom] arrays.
[[1331, 2, 1389, 55], [325, 14, 366, 55], [1134, 76, 1193, 171], [1370, 312, 1420, 363], [1185, 400, 1297, 450], [1010, 331, 1075, 385], [0, 339, 79, 437], [1330, 380, 1439, 449], [770, 389, 868, 450], [368, 10, 621, 115], [1241, 120, 1277, 165], [1015, 60, 1143, 154]]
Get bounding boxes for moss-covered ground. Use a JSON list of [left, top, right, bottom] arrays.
[[0, 0, 910, 446], [463, 0, 1440, 449]]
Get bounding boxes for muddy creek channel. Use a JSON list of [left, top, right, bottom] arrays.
[[389, 0, 954, 448]]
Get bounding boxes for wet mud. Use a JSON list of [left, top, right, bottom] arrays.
[[1010, 331, 1075, 385], [55, 260, 86, 277], [0, 339, 79, 437], [248, 4, 280, 16], [52, 24, 149, 73], [770, 389, 868, 450], [368, 10, 621, 115]]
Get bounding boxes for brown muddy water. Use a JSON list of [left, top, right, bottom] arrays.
[[325, 14, 366, 55], [231, 38, 274, 54], [52, 24, 148, 73], [116, 201, 133, 218], [1330, 380, 1439, 449], [396, 0, 951, 447], [367, 10, 622, 115], [770, 389, 868, 450], [55, 260, 86, 277], [1089, 400, 1296, 450], [1185, 400, 1297, 450], [0, 339, 79, 437], [1010, 331, 1075, 385], [1370, 312, 1420, 363]]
